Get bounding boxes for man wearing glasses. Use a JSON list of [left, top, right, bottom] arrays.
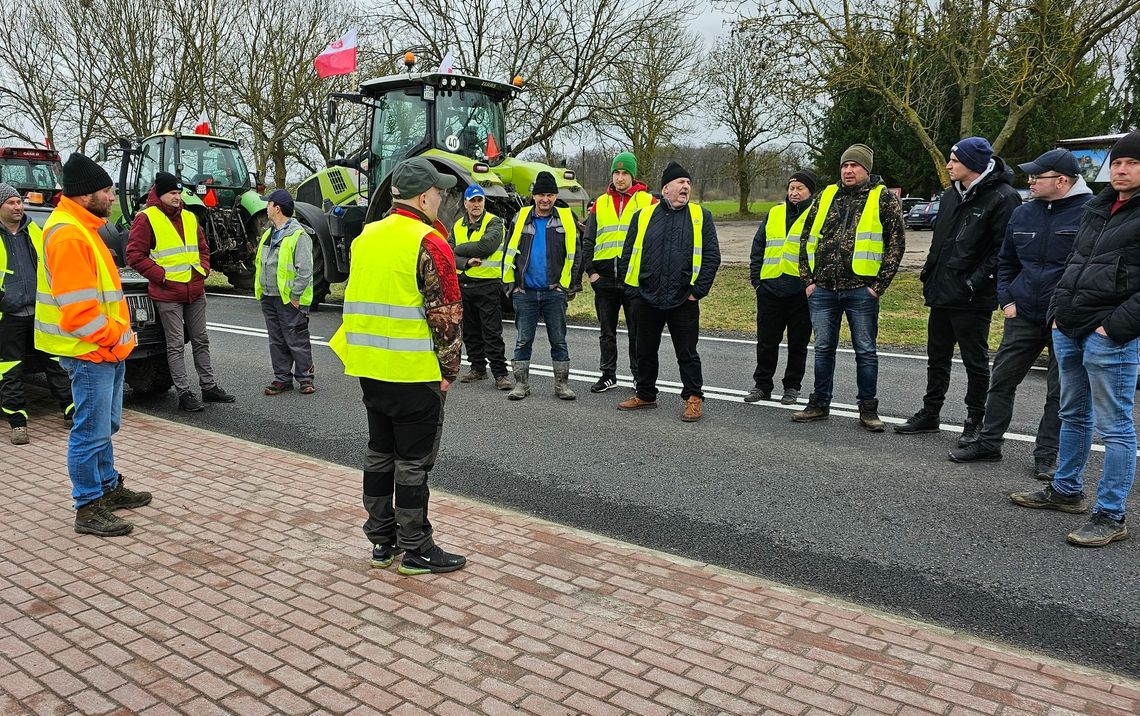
[[949, 149, 1091, 479]]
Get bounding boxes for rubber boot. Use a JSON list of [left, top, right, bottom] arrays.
[[508, 361, 531, 401], [552, 361, 576, 400]]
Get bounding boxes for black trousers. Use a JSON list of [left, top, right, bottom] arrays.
[[460, 279, 508, 378], [360, 379, 444, 553], [0, 313, 72, 426], [923, 306, 992, 417], [593, 276, 638, 379], [634, 298, 703, 401], [752, 289, 812, 393], [976, 316, 1060, 459]]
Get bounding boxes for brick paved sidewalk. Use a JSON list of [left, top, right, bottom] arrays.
[[2, 411, 1138, 716]]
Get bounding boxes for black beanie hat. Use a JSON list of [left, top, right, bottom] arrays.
[[532, 171, 558, 195], [788, 169, 818, 195], [61, 153, 113, 197], [1109, 130, 1140, 164], [154, 171, 182, 196], [661, 161, 691, 187]]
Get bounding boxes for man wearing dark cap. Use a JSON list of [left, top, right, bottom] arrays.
[[581, 151, 655, 393], [502, 170, 582, 401], [35, 153, 150, 537], [1011, 130, 1140, 548], [794, 144, 906, 431], [255, 188, 315, 395], [127, 172, 234, 411], [746, 169, 817, 405], [617, 161, 721, 422], [897, 137, 1020, 442], [330, 156, 467, 574], [448, 183, 511, 390], [950, 149, 1091, 475]]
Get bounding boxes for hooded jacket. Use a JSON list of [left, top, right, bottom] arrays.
[[920, 158, 1021, 310], [126, 188, 210, 303]]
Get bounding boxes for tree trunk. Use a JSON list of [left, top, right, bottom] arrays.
[[271, 141, 288, 188], [991, 98, 1039, 156], [737, 146, 750, 215]]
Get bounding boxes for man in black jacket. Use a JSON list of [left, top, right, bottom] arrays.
[[897, 137, 1020, 443], [949, 149, 1091, 474], [617, 162, 720, 422], [1011, 131, 1140, 548]]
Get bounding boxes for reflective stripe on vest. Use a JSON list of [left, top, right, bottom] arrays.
[[143, 206, 204, 283], [760, 203, 810, 280], [593, 190, 653, 261], [328, 213, 441, 382], [806, 184, 885, 276], [253, 226, 314, 306], [452, 211, 505, 280], [624, 202, 704, 287], [502, 206, 577, 289], [34, 214, 135, 358]]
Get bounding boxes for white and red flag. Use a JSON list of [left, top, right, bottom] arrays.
[[315, 29, 358, 79], [192, 110, 210, 135], [436, 50, 454, 74]]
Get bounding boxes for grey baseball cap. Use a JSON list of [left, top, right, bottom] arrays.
[[391, 158, 457, 198]]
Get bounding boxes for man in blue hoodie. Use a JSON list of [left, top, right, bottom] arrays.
[[949, 149, 1092, 476]]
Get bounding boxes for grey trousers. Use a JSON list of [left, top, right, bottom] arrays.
[[360, 380, 445, 553], [259, 296, 314, 384], [155, 297, 217, 394]]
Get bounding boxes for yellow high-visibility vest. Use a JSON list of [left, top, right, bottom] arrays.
[[502, 206, 577, 289], [142, 206, 204, 283], [254, 226, 314, 306], [592, 190, 653, 261], [805, 184, 884, 275], [760, 203, 810, 280], [0, 222, 42, 320], [452, 211, 504, 280], [624, 202, 704, 287]]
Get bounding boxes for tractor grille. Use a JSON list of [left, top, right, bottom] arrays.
[[329, 170, 348, 194], [126, 294, 157, 327]]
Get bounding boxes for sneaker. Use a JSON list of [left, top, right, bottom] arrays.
[[617, 396, 657, 411], [1067, 514, 1129, 547], [780, 389, 800, 405], [102, 477, 152, 510], [590, 375, 618, 393], [10, 426, 28, 445], [299, 383, 316, 395], [857, 399, 884, 432], [681, 396, 703, 422], [948, 442, 1002, 463], [792, 400, 829, 422], [202, 386, 236, 403], [1010, 485, 1089, 514], [178, 391, 205, 412], [264, 380, 293, 396], [494, 375, 513, 391], [397, 545, 467, 575], [958, 417, 983, 447], [369, 543, 405, 568], [460, 369, 488, 383], [74, 497, 133, 537], [743, 388, 771, 403], [894, 408, 940, 434], [1033, 458, 1057, 482]]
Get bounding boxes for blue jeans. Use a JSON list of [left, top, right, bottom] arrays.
[[808, 286, 880, 403], [60, 358, 125, 509], [1051, 329, 1138, 519], [511, 289, 569, 361]]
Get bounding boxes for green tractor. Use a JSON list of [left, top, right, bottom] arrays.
[[296, 65, 589, 286]]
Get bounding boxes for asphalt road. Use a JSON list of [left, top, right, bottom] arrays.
[[117, 293, 1139, 678]]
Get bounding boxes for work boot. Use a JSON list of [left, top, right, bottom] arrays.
[[590, 374, 618, 393], [74, 498, 133, 537], [1067, 514, 1129, 547], [178, 391, 204, 412], [102, 476, 152, 510], [552, 361, 576, 400], [895, 408, 939, 434], [397, 544, 467, 575], [494, 375, 512, 391], [857, 399, 884, 432], [460, 368, 488, 383], [369, 543, 405, 568], [1033, 458, 1057, 482], [617, 395, 657, 410], [202, 386, 236, 403], [681, 396, 703, 422], [264, 380, 293, 396], [948, 442, 1002, 463], [780, 388, 800, 405], [10, 425, 28, 445], [743, 387, 770, 403], [507, 361, 530, 401], [792, 397, 829, 422], [958, 416, 983, 447], [1010, 485, 1089, 514]]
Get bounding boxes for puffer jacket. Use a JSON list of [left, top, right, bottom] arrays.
[[921, 157, 1021, 310], [126, 188, 210, 303], [1051, 188, 1140, 341]]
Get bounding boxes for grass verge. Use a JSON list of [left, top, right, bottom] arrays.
[[699, 200, 779, 221]]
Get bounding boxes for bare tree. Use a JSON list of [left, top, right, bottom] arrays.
[[0, 7, 67, 147]]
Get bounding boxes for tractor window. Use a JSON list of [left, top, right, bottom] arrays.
[[372, 90, 428, 185], [434, 91, 507, 165], [167, 139, 249, 188], [135, 140, 162, 196], [1, 160, 61, 190]]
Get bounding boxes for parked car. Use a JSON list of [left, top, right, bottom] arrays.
[[905, 200, 940, 230], [900, 196, 926, 213], [1017, 187, 1033, 202]]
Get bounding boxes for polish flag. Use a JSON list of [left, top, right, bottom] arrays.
[[315, 29, 358, 79], [42, 122, 52, 150], [193, 111, 210, 135], [437, 50, 454, 74]]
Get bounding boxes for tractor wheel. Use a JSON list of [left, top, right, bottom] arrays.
[[125, 354, 173, 395], [309, 234, 331, 311]]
